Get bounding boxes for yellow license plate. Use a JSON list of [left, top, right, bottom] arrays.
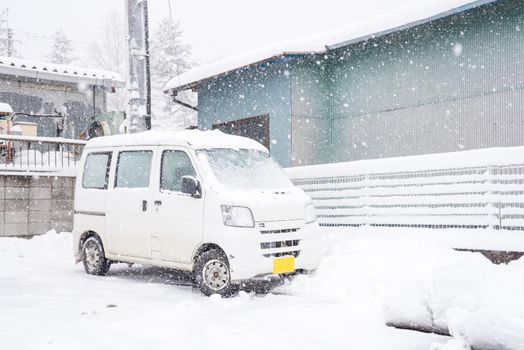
[[273, 256, 295, 274]]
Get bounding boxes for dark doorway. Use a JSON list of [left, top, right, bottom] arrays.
[[212, 114, 270, 150]]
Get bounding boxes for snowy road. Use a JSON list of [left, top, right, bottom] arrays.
[[1, 230, 523, 350]]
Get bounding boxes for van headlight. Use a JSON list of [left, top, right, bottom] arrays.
[[221, 205, 255, 228], [305, 203, 316, 224]]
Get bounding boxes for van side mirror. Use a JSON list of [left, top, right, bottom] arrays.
[[181, 176, 201, 198]]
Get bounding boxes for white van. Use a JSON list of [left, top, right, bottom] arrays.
[[73, 130, 321, 296]]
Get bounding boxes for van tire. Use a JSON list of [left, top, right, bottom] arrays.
[[193, 249, 236, 297], [82, 236, 111, 276]]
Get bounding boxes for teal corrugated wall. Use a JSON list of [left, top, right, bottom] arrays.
[[196, 0, 524, 167], [328, 0, 524, 162], [197, 61, 293, 167]]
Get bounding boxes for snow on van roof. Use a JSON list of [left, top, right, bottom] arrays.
[[85, 129, 268, 152], [164, 0, 493, 93]]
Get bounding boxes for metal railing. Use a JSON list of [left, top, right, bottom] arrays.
[[0, 135, 86, 174]]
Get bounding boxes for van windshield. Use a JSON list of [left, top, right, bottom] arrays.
[[197, 149, 293, 190]]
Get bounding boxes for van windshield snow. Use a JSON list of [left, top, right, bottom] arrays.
[[198, 149, 293, 190]]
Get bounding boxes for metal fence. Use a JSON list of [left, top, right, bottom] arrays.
[[0, 135, 86, 174], [286, 149, 524, 231]]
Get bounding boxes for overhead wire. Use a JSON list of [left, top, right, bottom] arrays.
[[13, 30, 92, 48]]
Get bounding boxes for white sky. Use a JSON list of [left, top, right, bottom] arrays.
[[2, 0, 419, 68]]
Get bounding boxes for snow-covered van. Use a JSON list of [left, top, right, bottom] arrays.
[[73, 130, 321, 295]]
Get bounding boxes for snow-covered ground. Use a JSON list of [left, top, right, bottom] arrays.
[[1, 229, 523, 350]]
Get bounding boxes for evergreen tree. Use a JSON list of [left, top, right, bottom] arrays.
[[47, 29, 74, 65], [150, 17, 195, 129]]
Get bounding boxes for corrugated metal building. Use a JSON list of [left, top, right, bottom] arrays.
[[165, 0, 522, 167]]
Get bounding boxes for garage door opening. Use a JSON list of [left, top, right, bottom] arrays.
[[212, 114, 270, 150]]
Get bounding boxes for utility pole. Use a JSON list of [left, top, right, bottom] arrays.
[[0, 9, 15, 57], [7, 28, 13, 57], [126, 0, 151, 133], [143, 0, 151, 130]]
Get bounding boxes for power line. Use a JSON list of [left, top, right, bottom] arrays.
[[14, 30, 92, 48], [1, 8, 93, 58], [0, 9, 94, 51]]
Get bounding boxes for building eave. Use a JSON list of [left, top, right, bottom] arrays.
[[165, 52, 312, 95], [0, 56, 125, 89]]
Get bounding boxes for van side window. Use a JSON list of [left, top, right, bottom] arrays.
[[115, 151, 153, 188], [82, 152, 112, 189], [160, 150, 196, 192]]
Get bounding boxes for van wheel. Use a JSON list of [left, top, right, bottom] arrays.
[[82, 236, 111, 276], [193, 249, 236, 297]]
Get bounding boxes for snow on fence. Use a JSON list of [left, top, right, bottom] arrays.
[[0, 135, 86, 175], [285, 147, 524, 231]]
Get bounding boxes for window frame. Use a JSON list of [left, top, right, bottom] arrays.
[[114, 149, 154, 189], [82, 151, 112, 190], [159, 149, 198, 193]]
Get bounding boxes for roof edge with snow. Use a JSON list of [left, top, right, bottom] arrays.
[[0, 56, 125, 89], [164, 0, 497, 94]]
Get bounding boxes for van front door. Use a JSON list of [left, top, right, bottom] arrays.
[[105, 149, 155, 259], [152, 149, 203, 264]]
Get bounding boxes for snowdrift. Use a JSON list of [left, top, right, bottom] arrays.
[[282, 228, 524, 349]]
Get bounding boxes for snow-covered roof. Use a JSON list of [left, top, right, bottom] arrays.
[[0, 102, 13, 115], [0, 56, 124, 88], [164, 0, 496, 93], [86, 129, 268, 152]]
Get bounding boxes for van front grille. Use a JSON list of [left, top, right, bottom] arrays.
[[262, 251, 300, 258], [260, 239, 300, 258], [260, 240, 300, 249]]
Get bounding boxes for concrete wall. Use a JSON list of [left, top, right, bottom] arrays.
[[0, 175, 75, 237]]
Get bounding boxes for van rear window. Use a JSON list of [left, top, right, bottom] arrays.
[[115, 151, 153, 188], [83, 152, 112, 189]]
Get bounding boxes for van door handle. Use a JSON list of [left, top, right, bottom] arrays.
[[142, 200, 147, 212], [154, 200, 162, 206]]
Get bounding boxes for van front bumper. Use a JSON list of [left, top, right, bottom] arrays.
[[222, 221, 322, 282]]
